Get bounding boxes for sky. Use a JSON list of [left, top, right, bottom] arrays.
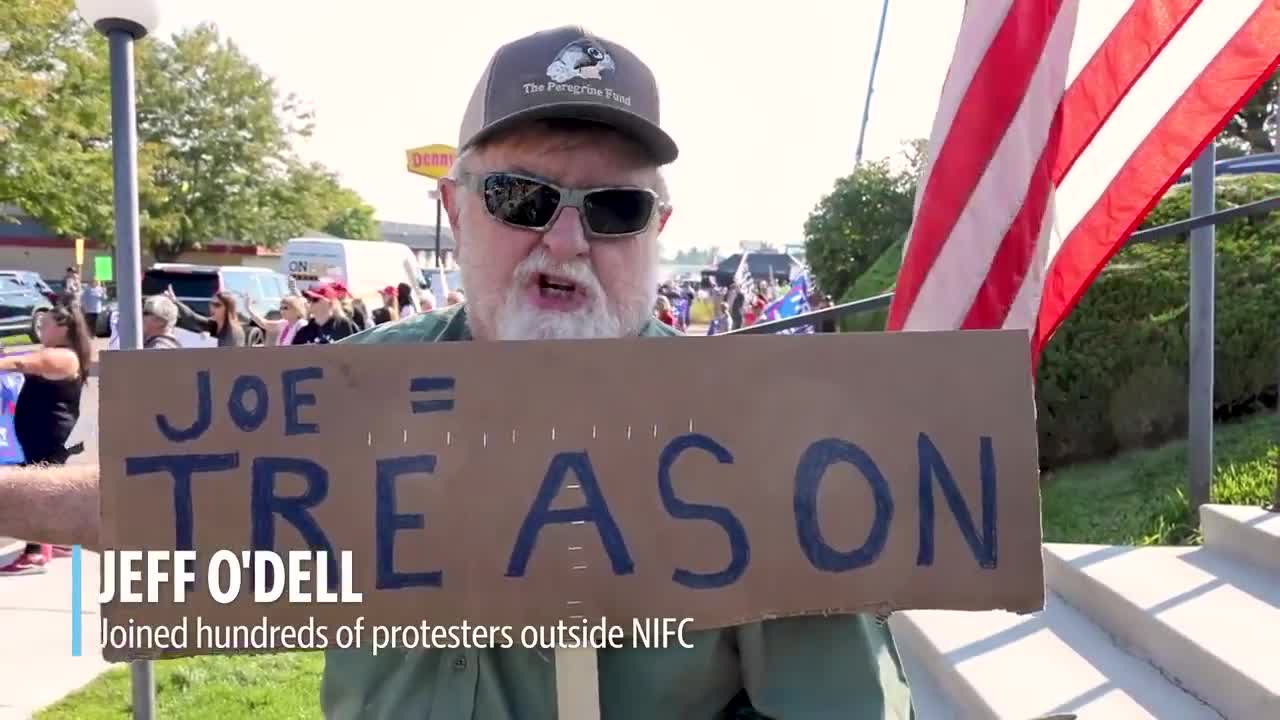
[[152, 1, 970, 254]]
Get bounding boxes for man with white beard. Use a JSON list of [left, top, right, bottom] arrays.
[[0, 25, 914, 719]]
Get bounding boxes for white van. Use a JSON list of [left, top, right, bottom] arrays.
[[282, 238, 429, 310]]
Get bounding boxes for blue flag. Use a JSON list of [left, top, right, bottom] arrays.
[[759, 273, 814, 334], [0, 371, 26, 465]]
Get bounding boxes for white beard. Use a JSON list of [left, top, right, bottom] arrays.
[[485, 247, 655, 341]]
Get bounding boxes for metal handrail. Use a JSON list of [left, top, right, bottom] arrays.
[[723, 195, 1280, 336], [724, 292, 892, 335]]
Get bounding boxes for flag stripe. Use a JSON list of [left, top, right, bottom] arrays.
[[910, 0, 1018, 222], [906, 2, 1079, 330], [960, 108, 1064, 329], [960, 0, 1202, 329], [1033, 0, 1280, 355], [1052, 0, 1204, 184], [1052, 0, 1263, 253], [887, 0, 1067, 331]]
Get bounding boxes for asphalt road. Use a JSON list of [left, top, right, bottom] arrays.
[[67, 377, 99, 466]]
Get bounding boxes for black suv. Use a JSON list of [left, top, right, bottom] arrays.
[[0, 275, 54, 342]]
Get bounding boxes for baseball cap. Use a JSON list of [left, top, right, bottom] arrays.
[[458, 26, 677, 164], [303, 284, 341, 302]]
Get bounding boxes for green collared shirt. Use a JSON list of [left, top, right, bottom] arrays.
[[325, 305, 915, 719]]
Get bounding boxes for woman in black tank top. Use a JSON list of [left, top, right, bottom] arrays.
[[0, 305, 91, 575]]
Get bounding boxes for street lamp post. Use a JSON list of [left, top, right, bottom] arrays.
[[75, 3, 161, 718], [76, 0, 160, 352]]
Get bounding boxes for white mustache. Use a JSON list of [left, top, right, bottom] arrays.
[[513, 248, 604, 297]]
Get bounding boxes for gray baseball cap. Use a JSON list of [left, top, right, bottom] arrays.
[[458, 26, 678, 164]]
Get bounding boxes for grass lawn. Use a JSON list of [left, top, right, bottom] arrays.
[[35, 412, 1278, 719], [1, 334, 33, 346], [35, 652, 324, 720], [1042, 410, 1276, 545]]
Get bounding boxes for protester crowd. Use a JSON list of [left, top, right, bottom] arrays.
[[0, 276, 464, 575], [652, 276, 836, 334]]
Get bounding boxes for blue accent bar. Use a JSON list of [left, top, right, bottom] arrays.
[[71, 544, 82, 657]]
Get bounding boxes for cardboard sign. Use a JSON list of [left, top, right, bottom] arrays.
[[94, 255, 113, 282], [98, 330, 1044, 661]]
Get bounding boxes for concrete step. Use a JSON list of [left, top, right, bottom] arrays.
[[896, 636, 962, 720], [1200, 504, 1280, 576], [1045, 544, 1279, 720], [891, 594, 1220, 720]]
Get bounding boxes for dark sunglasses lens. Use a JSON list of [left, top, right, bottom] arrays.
[[483, 175, 560, 228], [584, 189, 654, 235]]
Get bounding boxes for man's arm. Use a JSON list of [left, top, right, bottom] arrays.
[[0, 463, 101, 550]]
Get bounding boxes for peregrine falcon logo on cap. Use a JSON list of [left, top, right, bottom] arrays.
[[546, 39, 616, 83]]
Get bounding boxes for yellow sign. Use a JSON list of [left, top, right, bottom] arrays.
[[74, 237, 84, 266], [405, 144, 457, 180]]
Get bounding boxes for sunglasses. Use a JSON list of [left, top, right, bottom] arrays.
[[454, 171, 661, 237]]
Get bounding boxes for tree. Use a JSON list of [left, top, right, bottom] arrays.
[[1, 7, 378, 259], [802, 148, 918, 301], [668, 246, 719, 265], [250, 161, 379, 243], [0, 0, 116, 241], [135, 23, 318, 259], [1218, 69, 1278, 155]]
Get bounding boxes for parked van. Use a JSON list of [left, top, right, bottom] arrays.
[[108, 263, 291, 348], [282, 238, 430, 311]]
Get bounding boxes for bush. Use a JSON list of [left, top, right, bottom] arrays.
[[833, 173, 1280, 467], [803, 159, 916, 301], [837, 232, 904, 333], [1036, 173, 1280, 465]]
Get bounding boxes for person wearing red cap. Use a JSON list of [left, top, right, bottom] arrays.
[[292, 283, 358, 345], [0, 25, 912, 720]]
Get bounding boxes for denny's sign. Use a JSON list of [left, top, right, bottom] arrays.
[[98, 330, 1044, 660], [405, 143, 456, 180]]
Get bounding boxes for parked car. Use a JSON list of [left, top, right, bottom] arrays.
[[128, 264, 292, 347], [0, 271, 58, 304], [0, 276, 54, 342]]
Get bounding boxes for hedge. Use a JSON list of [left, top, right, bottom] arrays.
[[1037, 173, 1280, 465], [837, 232, 904, 333], [839, 173, 1280, 468]]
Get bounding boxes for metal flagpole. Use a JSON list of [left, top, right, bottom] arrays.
[[854, 0, 891, 167], [433, 187, 443, 268]]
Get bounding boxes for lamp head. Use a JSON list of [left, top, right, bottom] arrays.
[[76, 0, 161, 39]]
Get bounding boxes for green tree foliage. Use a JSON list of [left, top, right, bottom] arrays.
[[0, 2, 377, 258], [0, 0, 115, 241], [664, 246, 720, 265], [1217, 69, 1278, 156], [802, 143, 921, 299]]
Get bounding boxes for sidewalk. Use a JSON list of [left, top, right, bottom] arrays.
[[0, 539, 112, 719]]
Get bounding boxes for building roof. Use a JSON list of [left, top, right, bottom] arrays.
[[379, 220, 456, 252], [4, 204, 458, 253]]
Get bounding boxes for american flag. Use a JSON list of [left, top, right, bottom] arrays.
[[886, 0, 1280, 364]]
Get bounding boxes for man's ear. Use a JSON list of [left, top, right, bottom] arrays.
[[657, 205, 673, 234], [441, 179, 464, 258]]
